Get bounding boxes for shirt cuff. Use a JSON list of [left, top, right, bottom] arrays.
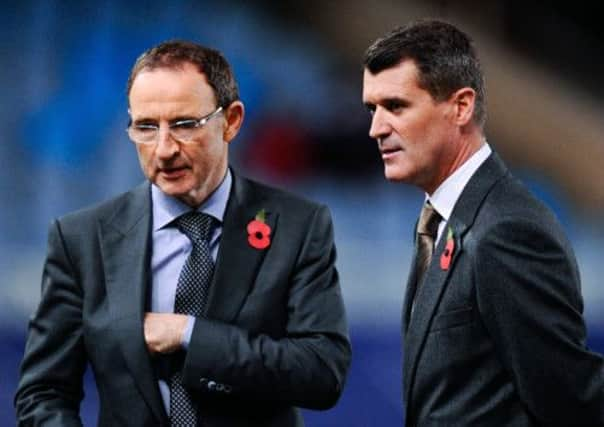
[[181, 315, 195, 350]]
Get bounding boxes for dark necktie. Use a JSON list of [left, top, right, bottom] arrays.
[[413, 202, 442, 303], [170, 212, 215, 427]]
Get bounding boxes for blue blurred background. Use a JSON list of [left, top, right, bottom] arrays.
[[3, 1, 604, 425]]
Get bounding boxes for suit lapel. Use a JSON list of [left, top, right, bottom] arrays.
[[205, 173, 278, 322], [99, 182, 167, 424], [403, 218, 465, 401], [402, 222, 419, 333], [403, 152, 509, 405]]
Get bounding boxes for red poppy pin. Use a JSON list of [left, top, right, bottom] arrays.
[[440, 227, 455, 270], [247, 209, 271, 250]]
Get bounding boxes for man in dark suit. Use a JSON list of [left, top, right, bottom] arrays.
[[15, 40, 351, 426], [362, 20, 604, 426]]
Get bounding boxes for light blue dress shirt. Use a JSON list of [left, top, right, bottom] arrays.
[[150, 170, 231, 414]]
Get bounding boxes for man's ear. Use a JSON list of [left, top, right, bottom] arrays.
[[223, 100, 245, 143], [451, 87, 476, 126]]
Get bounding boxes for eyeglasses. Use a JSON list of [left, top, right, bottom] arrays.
[[126, 106, 223, 145]]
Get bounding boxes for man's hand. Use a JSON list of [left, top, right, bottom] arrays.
[[144, 312, 189, 354]]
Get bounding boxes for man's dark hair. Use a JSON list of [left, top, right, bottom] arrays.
[[363, 19, 486, 127], [127, 40, 239, 108]]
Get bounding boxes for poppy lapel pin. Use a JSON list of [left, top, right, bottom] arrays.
[[247, 209, 271, 250], [440, 227, 455, 270]]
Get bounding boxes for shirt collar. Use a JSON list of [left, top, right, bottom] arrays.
[[152, 169, 232, 231], [428, 142, 492, 221]]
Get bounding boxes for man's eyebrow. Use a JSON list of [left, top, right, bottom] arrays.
[[131, 114, 199, 125], [380, 96, 409, 106], [131, 115, 157, 124], [170, 114, 200, 123], [131, 120, 157, 128]]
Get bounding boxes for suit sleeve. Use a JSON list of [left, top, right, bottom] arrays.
[[475, 218, 604, 425], [14, 220, 85, 427], [182, 205, 351, 409]]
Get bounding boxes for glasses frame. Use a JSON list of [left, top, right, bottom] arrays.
[[126, 106, 224, 145]]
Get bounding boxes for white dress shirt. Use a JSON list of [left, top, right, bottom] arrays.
[[428, 142, 492, 244]]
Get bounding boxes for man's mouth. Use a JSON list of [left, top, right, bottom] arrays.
[[380, 146, 402, 160], [159, 166, 188, 179]]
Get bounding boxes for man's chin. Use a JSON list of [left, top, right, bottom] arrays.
[[156, 181, 189, 199], [157, 181, 207, 207], [383, 167, 408, 182]]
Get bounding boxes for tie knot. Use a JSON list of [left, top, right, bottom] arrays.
[[176, 212, 214, 243], [417, 202, 441, 238]]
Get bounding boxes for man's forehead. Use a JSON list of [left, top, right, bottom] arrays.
[[362, 61, 420, 101], [128, 69, 217, 118], [129, 65, 213, 102]]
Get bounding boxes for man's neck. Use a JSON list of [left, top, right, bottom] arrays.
[[427, 130, 485, 195]]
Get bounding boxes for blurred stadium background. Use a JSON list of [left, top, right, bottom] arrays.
[[2, 1, 604, 425]]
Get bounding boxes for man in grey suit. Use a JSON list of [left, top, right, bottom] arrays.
[[362, 19, 604, 426], [15, 40, 351, 426]]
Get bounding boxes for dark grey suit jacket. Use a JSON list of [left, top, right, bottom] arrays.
[[15, 171, 351, 427], [402, 153, 604, 426]]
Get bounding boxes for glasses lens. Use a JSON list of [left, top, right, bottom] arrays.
[[170, 120, 199, 143], [128, 125, 157, 144], [127, 107, 221, 144]]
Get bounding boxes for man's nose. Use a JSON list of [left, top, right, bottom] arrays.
[[155, 127, 179, 158], [368, 107, 390, 140]]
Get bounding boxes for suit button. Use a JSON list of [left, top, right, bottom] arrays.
[[207, 380, 217, 391], [199, 377, 208, 385]]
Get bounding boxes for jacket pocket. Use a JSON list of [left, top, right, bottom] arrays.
[[429, 307, 474, 332]]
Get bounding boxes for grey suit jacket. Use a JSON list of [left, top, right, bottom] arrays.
[[15, 171, 351, 427], [402, 153, 604, 426]]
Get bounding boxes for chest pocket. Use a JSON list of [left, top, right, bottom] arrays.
[[429, 306, 474, 332]]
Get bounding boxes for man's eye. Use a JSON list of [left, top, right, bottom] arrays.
[[172, 120, 199, 130], [385, 101, 403, 112], [135, 124, 157, 133]]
